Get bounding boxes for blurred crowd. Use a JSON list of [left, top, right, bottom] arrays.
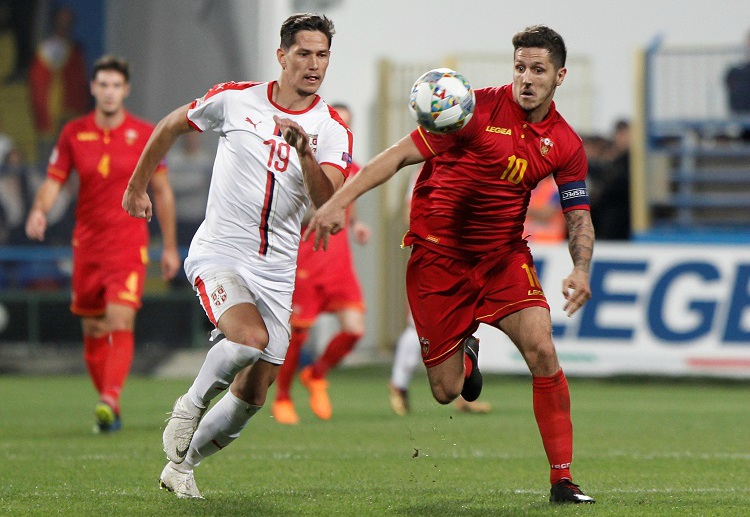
[[0, 2, 213, 251], [0, 2, 637, 267]]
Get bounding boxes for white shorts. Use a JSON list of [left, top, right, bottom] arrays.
[[184, 254, 293, 365]]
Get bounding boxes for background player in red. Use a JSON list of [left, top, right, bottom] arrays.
[[25, 55, 181, 433], [307, 26, 596, 504], [272, 104, 371, 425]]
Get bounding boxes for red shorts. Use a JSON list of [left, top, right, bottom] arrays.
[[71, 244, 148, 316], [406, 243, 549, 367], [291, 230, 364, 328]]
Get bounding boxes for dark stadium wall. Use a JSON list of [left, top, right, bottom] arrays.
[[104, 0, 261, 125]]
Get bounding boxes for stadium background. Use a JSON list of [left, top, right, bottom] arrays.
[[0, 0, 749, 378]]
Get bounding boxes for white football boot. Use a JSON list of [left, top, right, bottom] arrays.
[[163, 394, 206, 463], [159, 463, 203, 499]]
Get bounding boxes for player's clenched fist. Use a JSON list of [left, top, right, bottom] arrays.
[[274, 115, 310, 155], [122, 186, 153, 222]]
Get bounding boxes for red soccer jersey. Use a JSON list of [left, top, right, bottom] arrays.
[[47, 111, 166, 252], [407, 84, 588, 259]]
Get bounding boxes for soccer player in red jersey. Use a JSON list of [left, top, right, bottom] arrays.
[[307, 26, 596, 504], [272, 104, 371, 424], [25, 55, 181, 433]]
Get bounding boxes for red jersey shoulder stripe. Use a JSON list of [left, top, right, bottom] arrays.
[[187, 81, 264, 131], [204, 81, 262, 101]]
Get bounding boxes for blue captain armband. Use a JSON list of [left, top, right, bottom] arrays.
[[558, 180, 590, 211]]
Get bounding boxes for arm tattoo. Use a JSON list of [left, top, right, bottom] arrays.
[[564, 209, 595, 274]]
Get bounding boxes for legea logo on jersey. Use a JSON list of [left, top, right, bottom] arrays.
[[308, 134, 318, 154], [540, 137, 554, 156], [76, 131, 99, 141], [211, 285, 227, 307]]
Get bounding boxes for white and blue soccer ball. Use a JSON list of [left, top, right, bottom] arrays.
[[408, 68, 475, 134]]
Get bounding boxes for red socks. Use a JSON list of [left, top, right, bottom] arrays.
[[83, 334, 109, 393], [463, 352, 473, 378], [532, 369, 573, 485], [310, 331, 361, 379], [98, 330, 134, 414], [275, 328, 309, 401]]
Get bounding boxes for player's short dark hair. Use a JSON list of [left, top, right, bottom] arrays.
[[512, 25, 567, 69], [280, 13, 335, 50], [92, 55, 130, 82]]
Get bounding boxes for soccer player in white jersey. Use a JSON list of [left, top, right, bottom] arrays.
[[122, 13, 351, 499]]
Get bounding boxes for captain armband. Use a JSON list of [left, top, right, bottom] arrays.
[[558, 180, 590, 211]]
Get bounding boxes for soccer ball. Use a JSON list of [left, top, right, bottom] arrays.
[[408, 68, 475, 134]]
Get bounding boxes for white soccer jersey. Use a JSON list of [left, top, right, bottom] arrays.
[[184, 81, 353, 286]]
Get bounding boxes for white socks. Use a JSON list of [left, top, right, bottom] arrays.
[[187, 338, 262, 409], [390, 325, 422, 390], [183, 391, 261, 468]]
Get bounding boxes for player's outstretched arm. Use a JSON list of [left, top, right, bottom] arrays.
[[305, 135, 424, 250], [25, 178, 64, 241], [123, 103, 193, 221], [561, 209, 595, 316]]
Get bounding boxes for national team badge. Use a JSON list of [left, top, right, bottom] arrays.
[[419, 336, 430, 356], [210, 285, 227, 307], [540, 137, 554, 156], [308, 134, 318, 154], [125, 128, 139, 146]]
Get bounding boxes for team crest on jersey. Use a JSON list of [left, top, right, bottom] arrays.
[[419, 336, 430, 356], [210, 285, 227, 307], [125, 128, 139, 146], [308, 134, 318, 154], [540, 137, 554, 156]]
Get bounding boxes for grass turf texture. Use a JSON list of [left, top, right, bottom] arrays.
[[0, 367, 748, 516]]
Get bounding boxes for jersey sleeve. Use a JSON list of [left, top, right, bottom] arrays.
[[409, 108, 480, 160], [46, 124, 74, 183], [316, 119, 353, 178], [554, 141, 590, 212], [186, 83, 229, 133], [554, 140, 588, 184], [410, 125, 460, 159]]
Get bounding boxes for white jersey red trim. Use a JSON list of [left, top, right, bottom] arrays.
[[184, 81, 353, 288]]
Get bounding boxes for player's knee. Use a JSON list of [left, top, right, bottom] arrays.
[[82, 319, 108, 338], [523, 342, 559, 374], [233, 327, 270, 351], [430, 382, 461, 405]]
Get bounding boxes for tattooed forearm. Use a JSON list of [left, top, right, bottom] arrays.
[[564, 209, 595, 273]]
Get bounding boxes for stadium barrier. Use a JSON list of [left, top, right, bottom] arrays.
[[478, 242, 750, 378], [0, 246, 208, 349]]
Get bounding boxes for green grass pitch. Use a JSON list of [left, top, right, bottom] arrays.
[[0, 367, 748, 516]]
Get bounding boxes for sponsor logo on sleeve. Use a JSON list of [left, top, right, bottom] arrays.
[[561, 188, 587, 201]]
